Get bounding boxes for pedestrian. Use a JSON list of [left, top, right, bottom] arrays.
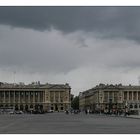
[[85, 109, 87, 115], [65, 110, 69, 115]]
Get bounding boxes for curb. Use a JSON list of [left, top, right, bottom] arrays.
[[94, 114, 140, 119]]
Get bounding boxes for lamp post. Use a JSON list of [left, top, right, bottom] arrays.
[[124, 101, 128, 116], [115, 102, 118, 115], [109, 99, 112, 114]]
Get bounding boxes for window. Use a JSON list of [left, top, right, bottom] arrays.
[[114, 92, 118, 102], [30, 105, 33, 108], [1, 92, 4, 97], [124, 91, 127, 100], [104, 92, 108, 102], [109, 92, 113, 99], [129, 92, 132, 100], [133, 92, 137, 100], [138, 92, 140, 100], [130, 104, 133, 108], [134, 104, 138, 108]]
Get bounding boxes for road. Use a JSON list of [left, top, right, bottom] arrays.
[[0, 112, 139, 134]]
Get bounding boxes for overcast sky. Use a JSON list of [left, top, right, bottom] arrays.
[[0, 7, 140, 95]]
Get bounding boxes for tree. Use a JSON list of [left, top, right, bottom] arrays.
[[71, 96, 79, 110], [71, 94, 74, 101]]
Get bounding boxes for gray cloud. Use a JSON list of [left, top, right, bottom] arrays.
[[0, 7, 140, 94], [0, 7, 140, 42], [0, 24, 140, 74], [0, 26, 84, 74]]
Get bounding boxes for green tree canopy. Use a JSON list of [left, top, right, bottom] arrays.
[[71, 96, 79, 110]]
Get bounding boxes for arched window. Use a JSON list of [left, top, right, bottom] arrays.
[[35, 104, 38, 110], [40, 105, 43, 110], [30, 104, 33, 109], [25, 105, 28, 111], [134, 104, 138, 108], [130, 104, 133, 108], [15, 104, 18, 110], [20, 105, 24, 110], [5, 104, 8, 107]]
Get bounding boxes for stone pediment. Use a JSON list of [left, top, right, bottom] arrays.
[[100, 84, 120, 90], [40, 83, 70, 89], [105, 85, 117, 89], [47, 84, 70, 89], [49, 85, 63, 89]]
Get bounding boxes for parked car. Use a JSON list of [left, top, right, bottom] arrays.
[[9, 111, 15, 114], [32, 110, 45, 114], [15, 111, 23, 114], [47, 110, 54, 113]]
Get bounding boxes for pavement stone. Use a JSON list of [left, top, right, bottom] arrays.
[[0, 113, 140, 134]]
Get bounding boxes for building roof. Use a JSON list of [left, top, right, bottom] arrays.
[[79, 83, 140, 97], [0, 82, 71, 89]]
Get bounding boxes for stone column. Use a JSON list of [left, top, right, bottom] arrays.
[[25, 91, 28, 104], [28, 91, 30, 103], [24, 92, 25, 103], [119, 91, 121, 102], [127, 91, 129, 101], [108, 92, 109, 102], [132, 92, 134, 101], [44, 91, 45, 102], [137, 91, 138, 101], [37, 92, 39, 103], [23, 91, 25, 103], [16, 91, 18, 103], [59, 91, 61, 103], [54, 92, 55, 103], [40, 92, 41, 103], [138, 92, 140, 101], [19, 91, 21, 103], [0, 91, 1, 103], [39, 91, 41, 102], [36, 92, 37, 103], [112, 92, 114, 103], [4, 91, 5, 103], [59, 91, 61, 110], [20, 92, 22, 103], [41, 91, 43, 102], [14, 91, 15, 103], [33, 91, 35, 104], [9, 91, 10, 104], [47, 91, 50, 103]]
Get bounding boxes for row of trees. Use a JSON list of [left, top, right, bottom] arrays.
[[71, 95, 79, 110]]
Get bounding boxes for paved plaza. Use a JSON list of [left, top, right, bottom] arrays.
[[0, 113, 140, 134]]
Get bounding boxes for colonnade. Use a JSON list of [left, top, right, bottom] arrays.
[[0, 90, 45, 104], [124, 91, 140, 101]]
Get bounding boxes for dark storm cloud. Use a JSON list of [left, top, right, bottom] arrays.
[[0, 7, 140, 41], [1, 7, 140, 93]]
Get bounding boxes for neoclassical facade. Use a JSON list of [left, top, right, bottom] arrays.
[[79, 83, 140, 113], [0, 82, 71, 112]]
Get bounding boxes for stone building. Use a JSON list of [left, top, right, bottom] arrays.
[[0, 82, 71, 112], [79, 83, 140, 113]]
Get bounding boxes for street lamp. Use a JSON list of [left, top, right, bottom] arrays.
[[115, 102, 118, 115], [124, 101, 128, 116], [109, 99, 112, 114]]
